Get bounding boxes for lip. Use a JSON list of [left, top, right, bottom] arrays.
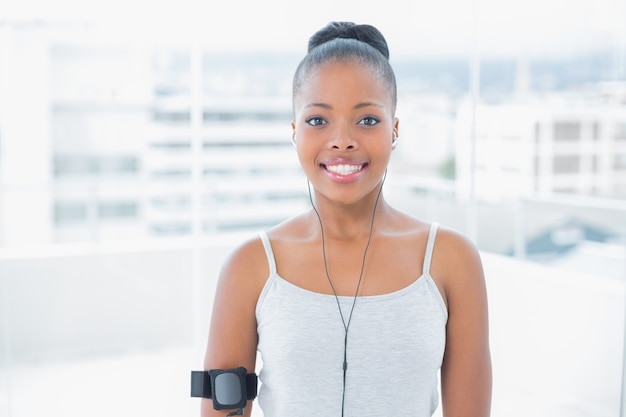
[[320, 158, 369, 184]]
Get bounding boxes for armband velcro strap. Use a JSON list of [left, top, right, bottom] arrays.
[[245, 372, 258, 399], [190, 370, 212, 398]]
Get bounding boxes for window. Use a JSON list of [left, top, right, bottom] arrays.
[[203, 110, 292, 123], [54, 155, 139, 177], [554, 122, 581, 141], [534, 122, 541, 143], [1, 7, 625, 417], [553, 155, 580, 173], [152, 110, 190, 123], [97, 202, 138, 220], [54, 202, 88, 224], [615, 122, 626, 141], [615, 154, 626, 171]]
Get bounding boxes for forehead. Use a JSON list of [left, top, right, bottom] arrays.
[[294, 59, 392, 108]]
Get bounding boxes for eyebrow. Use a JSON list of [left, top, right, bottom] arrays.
[[305, 102, 332, 110], [354, 102, 384, 110], [304, 102, 384, 110]]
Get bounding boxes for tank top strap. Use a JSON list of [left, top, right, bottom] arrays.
[[258, 231, 277, 277], [422, 222, 439, 276]]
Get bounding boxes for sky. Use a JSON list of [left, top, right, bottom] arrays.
[[1, 0, 624, 57]]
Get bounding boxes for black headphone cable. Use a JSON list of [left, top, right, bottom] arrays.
[[307, 171, 386, 417]]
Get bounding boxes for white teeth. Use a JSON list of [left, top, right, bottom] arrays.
[[325, 164, 363, 175]]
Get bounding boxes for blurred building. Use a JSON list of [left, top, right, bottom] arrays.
[[0, 22, 308, 246], [455, 81, 626, 201]]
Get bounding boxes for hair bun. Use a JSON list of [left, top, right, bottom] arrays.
[[308, 22, 390, 59]]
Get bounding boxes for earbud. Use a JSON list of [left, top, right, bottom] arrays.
[[391, 133, 398, 150], [291, 136, 297, 148]]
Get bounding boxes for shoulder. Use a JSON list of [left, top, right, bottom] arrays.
[[216, 233, 270, 299], [430, 225, 486, 306], [432, 225, 482, 269]]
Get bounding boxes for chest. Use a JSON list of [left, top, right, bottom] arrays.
[[256, 278, 447, 372], [272, 236, 427, 296]]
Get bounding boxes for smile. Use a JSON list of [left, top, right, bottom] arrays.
[[323, 164, 365, 176]]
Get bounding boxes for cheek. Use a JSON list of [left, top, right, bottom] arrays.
[[295, 140, 317, 168]]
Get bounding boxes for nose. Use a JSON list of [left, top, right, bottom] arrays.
[[329, 125, 357, 150]]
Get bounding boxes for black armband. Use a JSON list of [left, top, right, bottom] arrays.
[[190, 367, 258, 410]]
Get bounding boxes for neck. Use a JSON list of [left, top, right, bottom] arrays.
[[308, 186, 387, 241]]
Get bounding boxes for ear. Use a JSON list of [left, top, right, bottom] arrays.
[[391, 118, 400, 150], [291, 121, 297, 147]]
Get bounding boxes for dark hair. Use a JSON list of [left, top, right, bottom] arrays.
[[293, 22, 397, 113]]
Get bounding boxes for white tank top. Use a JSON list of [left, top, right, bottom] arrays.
[[255, 223, 447, 417]]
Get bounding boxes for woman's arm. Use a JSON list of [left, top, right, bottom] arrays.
[[434, 229, 492, 417], [201, 237, 268, 417]]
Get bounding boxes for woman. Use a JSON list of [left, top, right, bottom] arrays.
[[202, 22, 492, 417]]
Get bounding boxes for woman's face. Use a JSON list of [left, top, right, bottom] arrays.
[[292, 60, 398, 207]]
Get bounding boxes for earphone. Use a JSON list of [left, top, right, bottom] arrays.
[[307, 171, 386, 417]]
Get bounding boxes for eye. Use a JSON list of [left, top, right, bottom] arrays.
[[305, 116, 328, 126], [358, 116, 380, 126]]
